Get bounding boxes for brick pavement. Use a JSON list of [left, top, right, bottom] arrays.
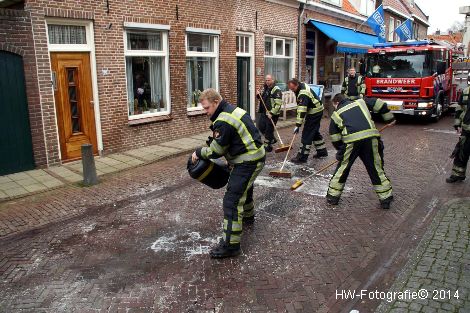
[[0, 116, 469, 312], [375, 198, 470, 313]]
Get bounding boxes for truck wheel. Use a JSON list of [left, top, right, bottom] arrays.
[[430, 102, 442, 123]]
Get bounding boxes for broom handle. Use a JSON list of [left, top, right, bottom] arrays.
[[280, 133, 297, 171], [301, 121, 395, 181], [258, 89, 284, 145]]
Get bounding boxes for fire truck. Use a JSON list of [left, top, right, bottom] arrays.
[[365, 40, 452, 122]]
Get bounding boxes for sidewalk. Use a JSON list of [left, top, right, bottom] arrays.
[[0, 119, 296, 202], [376, 198, 470, 313]]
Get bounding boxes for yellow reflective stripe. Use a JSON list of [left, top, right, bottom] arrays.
[[297, 106, 308, 113], [271, 86, 281, 94], [330, 133, 342, 142], [231, 146, 265, 163], [331, 111, 343, 128], [216, 111, 257, 151], [373, 99, 385, 113], [382, 112, 394, 122], [307, 105, 324, 114], [337, 101, 359, 114], [371, 139, 392, 200], [328, 143, 353, 197], [224, 219, 242, 232], [342, 129, 380, 143], [236, 161, 263, 224], [271, 98, 283, 115], [197, 162, 214, 181], [454, 119, 462, 126], [201, 147, 211, 159], [357, 99, 375, 129], [210, 140, 227, 155], [462, 124, 470, 131]]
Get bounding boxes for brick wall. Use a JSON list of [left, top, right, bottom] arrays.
[[0, 8, 47, 167]]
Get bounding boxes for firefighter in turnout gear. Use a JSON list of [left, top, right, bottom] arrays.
[[256, 74, 283, 152], [192, 89, 265, 258], [288, 78, 328, 163], [447, 86, 470, 183], [327, 93, 395, 209], [341, 67, 366, 100]]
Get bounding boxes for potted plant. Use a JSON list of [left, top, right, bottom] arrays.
[[150, 101, 157, 113], [143, 99, 150, 114]]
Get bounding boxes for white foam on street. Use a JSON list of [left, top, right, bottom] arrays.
[[149, 232, 218, 260], [424, 128, 459, 135]]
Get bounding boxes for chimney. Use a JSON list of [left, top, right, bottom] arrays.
[[435, 29, 440, 35]]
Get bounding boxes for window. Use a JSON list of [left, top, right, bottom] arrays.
[[186, 33, 219, 109], [236, 35, 250, 54], [321, 0, 341, 6], [388, 17, 395, 42], [395, 20, 401, 41], [124, 29, 170, 119], [264, 36, 295, 91], [48, 24, 87, 44], [359, 0, 376, 16]]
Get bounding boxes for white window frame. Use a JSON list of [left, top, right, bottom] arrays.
[[264, 35, 296, 86], [320, 0, 342, 7], [395, 20, 401, 41], [236, 32, 255, 118], [388, 17, 395, 42], [45, 18, 104, 154], [185, 31, 219, 111], [123, 26, 171, 120]]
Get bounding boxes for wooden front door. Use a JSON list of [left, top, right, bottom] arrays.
[[51, 52, 97, 161]]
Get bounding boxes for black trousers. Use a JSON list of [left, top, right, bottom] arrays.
[[327, 137, 392, 201], [299, 112, 326, 155], [257, 113, 279, 143], [222, 160, 264, 245], [451, 134, 470, 178]]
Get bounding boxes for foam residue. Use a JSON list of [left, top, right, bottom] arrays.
[[149, 232, 218, 260]]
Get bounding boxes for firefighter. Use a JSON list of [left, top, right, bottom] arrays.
[[327, 93, 395, 209], [256, 74, 283, 152], [192, 89, 265, 258], [341, 67, 366, 100], [288, 78, 328, 163], [447, 86, 470, 183]]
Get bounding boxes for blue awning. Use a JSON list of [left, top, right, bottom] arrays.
[[309, 20, 379, 54]]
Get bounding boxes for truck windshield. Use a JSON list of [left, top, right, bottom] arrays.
[[366, 51, 433, 78]]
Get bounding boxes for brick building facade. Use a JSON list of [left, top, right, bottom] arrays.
[[0, 0, 428, 173]]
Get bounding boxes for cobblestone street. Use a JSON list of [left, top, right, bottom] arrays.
[[0, 117, 469, 313]]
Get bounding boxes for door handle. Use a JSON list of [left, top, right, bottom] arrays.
[[90, 100, 94, 107]]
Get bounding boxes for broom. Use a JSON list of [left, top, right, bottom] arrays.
[[269, 133, 297, 178], [291, 121, 396, 190], [258, 91, 290, 153]]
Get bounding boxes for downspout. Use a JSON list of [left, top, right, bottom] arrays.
[[298, 1, 305, 79]]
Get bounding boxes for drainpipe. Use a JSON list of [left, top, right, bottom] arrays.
[[298, 2, 306, 79]]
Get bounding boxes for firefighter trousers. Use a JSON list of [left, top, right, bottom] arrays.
[[327, 137, 392, 201], [222, 160, 264, 246], [257, 113, 279, 144], [451, 134, 470, 178], [299, 112, 326, 156]]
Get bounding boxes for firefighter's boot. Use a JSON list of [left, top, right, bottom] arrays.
[[446, 175, 465, 183], [312, 148, 328, 159], [209, 239, 241, 259], [291, 153, 308, 164], [380, 195, 394, 210], [326, 194, 340, 205]]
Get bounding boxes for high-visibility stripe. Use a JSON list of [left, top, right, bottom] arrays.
[[356, 99, 375, 129], [343, 129, 380, 143], [197, 162, 214, 182], [210, 140, 227, 155], [462, 124, 470, 131], [373, 99, 385, 113], [330, 133, 342, 142], [371, 138, 392, 200], [337, 101, 359, 114], [216, 111, 257, 151], [230, 146, 265, 163], [331, 111, 343, 128], [297, 106, 308, 112], [307, 105, 324, 114], [327, 143, 353, 197], [382, 111, 394, 122]]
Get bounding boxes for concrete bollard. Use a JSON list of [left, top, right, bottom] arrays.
[[81, 144, 98, 186]]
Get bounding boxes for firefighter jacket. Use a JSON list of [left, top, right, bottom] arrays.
[[341, 74, 366, 99], [455, 86, 470, 134], [295, 82, 324, 127], [258, 85, 283, 116], [196, 100, 265, 164], [330, 98, 395, 148]]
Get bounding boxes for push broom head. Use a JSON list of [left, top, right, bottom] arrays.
[[290, 180, 303, 190], [274, 145, 291, 153], [269, 170, 292, 178]]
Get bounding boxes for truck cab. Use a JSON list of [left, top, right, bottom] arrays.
[[365, 40, 452, 122]]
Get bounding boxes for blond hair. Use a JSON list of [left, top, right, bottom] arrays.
[[199, 88, 222, 103]]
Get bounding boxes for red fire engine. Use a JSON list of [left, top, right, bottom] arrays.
[[365, 40, 452, 122]]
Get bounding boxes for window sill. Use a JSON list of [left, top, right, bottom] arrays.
[[187, 109, 206, 117], [128, 114, 172, 126]]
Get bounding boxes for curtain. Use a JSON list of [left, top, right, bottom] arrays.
[[48, 25, 86, 44], [265, 58, 290, 91], [149, 57, 164, 111], [126, 57, 134, 115]]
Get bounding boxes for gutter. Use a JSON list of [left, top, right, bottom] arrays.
[[298, 1, 305, 78]]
